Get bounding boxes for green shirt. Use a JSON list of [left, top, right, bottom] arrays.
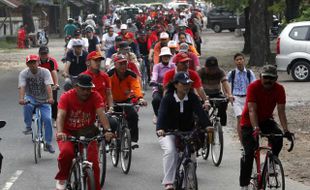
[[64, 24, 77, 37]]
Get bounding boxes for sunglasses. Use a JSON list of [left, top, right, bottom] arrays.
[[262, 76, 277, 80]]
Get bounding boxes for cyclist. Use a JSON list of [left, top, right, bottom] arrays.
[[63, 39, 88, 91], [172, 43, 200, 71], [198, 56, 233, 126], [101, 26, 118, 55], [55, 74, 113, 190], [239, 65, 293, 190], [163, 52, 209, 108], [150, 47, 176, 124], [85, 25, 101, 53], [149, 32, 170, 65], [177, 32, 199, 56], [227, 53, 256, 142], [107, 54, 147, 145], [18, 54, 55, 153], [64, 18, 77, 40], [137, 30, 151, 82], [156, 72, 210, 190], [38, 46, 59, 126]]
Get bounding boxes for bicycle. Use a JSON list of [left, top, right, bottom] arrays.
[[200, 97, 227, 166], [108, 102, 142, 174], [248, 133, 294, 190], [26, 101, 48, 164], [139, 56, 149, 91], [66, 134, 105, 190], [0, 121, 6, 173], [95, 125, 107, 188], [166, 130, 201, 190]]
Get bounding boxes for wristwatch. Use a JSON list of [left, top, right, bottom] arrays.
[[105, 128, 112, 132]]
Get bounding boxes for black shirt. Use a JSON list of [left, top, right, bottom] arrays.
[[156, 90, 210, 131], [88, 36, 99, 53], [66, 50, 88, 76]]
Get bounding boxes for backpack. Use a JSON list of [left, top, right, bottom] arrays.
[[230, 69, 252, 94]]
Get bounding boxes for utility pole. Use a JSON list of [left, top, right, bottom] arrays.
[[59, 0, 67, 38]]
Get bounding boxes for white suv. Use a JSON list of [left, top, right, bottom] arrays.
[[276, 21, 310, 81]]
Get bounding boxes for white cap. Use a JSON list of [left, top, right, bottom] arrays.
[[121, 24, 128, 30], [159, 47, 172, 56], [168, 40, 178, 48], [179, 42, 189, 53], [160, 32, 169, 39], [72, 39, 84, 47], [87, 14, 93, 19]]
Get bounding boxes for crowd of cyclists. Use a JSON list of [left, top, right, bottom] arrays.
[[16, 5, 295, 190]]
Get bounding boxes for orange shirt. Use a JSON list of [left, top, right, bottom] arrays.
[[153, 42, 162, 65], [107, 69, 143, 102]]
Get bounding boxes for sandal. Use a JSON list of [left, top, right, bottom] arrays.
[[56, 180, 66, 190], [165, 184, 175, 190]]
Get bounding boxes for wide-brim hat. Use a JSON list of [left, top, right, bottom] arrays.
[[159, 47, 172, 56], [76, 74, 95, 88]]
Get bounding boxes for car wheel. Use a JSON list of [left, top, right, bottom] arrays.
[[291, 61, 310, 81], [213, 24, 222, 33], [229, 28, 235, 32]]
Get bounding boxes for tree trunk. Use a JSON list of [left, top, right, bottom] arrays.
[[285, 0, 301, 22], [242, 6, 251, 54], [21, 5, 35, 33], [249, 0, 271, 66]]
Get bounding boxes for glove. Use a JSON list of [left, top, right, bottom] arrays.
[[284, 131, 293, 141]]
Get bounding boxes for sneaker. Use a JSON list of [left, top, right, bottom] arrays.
[[45, 144, 55, 154], [23, 128, 32, 135], [56, 180, 66, 190], [131, 143, 139, 150], [165, 184, 174, 190]]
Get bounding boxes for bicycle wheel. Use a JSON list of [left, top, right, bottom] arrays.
[[183, 162, 198, 190], [83, 167, 96, 190], [110, 138, 119, 167], [120, 127, 132, 174], [248, 157, 259, 190], [175, 163, 185, 190], [201, 133, 210, 160], [262, 155, 285, 190], [33, 119, 39, 164], [211, 121, 224, 166], [140, 60, 148, 91], [67, 162, 80, 190], [99, 139, 107, 188]]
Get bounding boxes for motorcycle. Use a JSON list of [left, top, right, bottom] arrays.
[[0, 121, 6, 173], [37, 28, 49, 46]]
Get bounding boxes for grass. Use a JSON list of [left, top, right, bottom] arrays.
[[0, 39, 17, 49]]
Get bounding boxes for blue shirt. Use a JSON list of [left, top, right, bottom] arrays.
[[227, 68, 256, 96]]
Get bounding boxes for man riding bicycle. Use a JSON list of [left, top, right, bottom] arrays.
[[18, 54, 55, 153], [156, 72, 210, 190], [239, 65, 293, 190], [55, 74, 113, 190]]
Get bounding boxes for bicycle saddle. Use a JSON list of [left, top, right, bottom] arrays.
[[0, 121, 6, 128]]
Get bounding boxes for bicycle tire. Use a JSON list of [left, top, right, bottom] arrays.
[[67, 161, 80, 190], [248, 156, 259, 190], [211, 121, 224, 166], [83, 167, 96, 190], [33, 119, 39, 164], [99, 139, 107, 188], [262, 155, 285, 190], [184, 162, 198, 190], [175, 163, 185, 190], [110, 138, 119, 167], [201, 133, 210, 160], [140, 60, 148, 91], [38, 121, 43, 159], [120, 127, 132, 174]]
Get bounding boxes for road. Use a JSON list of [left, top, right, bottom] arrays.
[[0, 32, 309, 190]]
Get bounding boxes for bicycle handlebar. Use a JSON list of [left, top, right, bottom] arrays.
[[260, 133, 295, 152], [66, 134, 105, 144], [208, 98, 228, 103]]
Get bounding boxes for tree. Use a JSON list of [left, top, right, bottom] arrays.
[[21, 0, 37, 33], [285, 0, 301, 22]]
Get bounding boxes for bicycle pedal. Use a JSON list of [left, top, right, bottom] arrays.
[[131, 144, 139, 150]]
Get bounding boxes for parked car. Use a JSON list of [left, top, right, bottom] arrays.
[[114, 7, 142, 23], [207, 7, 245, 33], [276, 21, 310, 82]]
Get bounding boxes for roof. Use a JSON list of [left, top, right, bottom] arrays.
[[0, 0, 22, 8]]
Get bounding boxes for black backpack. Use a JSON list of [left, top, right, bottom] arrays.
[[230, 69, 252, 94]]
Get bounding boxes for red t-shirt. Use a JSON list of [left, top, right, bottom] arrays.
[[58, 89, 104, 131], [39, 57, 59, 72], [82, 69, 111, 106], [163, 69, 202, 88], [240, 80, 286, 127]]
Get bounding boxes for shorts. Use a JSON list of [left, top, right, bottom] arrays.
[[233, 96, 246, 117]]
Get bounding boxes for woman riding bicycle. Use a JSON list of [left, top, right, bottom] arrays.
[[156, 72, 210, 190]]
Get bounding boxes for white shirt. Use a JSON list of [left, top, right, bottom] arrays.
[[102, 33, 118, 51], [173, 91, 189, 113]]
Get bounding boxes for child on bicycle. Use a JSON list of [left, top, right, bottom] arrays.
[[156, 72, 210, 190]]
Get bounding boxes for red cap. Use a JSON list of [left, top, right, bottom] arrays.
[[26, 54, 39, 63], [124, 32, 134, 39], [87, 51, 104, 61], [113, 54, 127, 63], [174, 52, 191, 63]]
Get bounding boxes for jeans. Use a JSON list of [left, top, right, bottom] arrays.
[[159, 135, 177, 185], [152, 91, 163, 116], [239, 119, 283, 187], [52, 89, 58, 120], [23, 95, 53, 144]]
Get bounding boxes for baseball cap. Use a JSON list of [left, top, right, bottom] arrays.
[[72, 39, 84, 47], [261, 65, 277, 77], [74, 29, 81, 36], [159, 47, 172, 57], [174, 52, 191, 63], [168, 40, 178, 48], [205, 56, 218, 67], [26, 54, 39, 63], [87, 51, 104, 61], [173, 71, 193, 84], [121, 24, 128, 30], [76, 74, 95, 88], [38, 45, 49, 54], [179, 43, 189, 53], [124, 32, 134, 39], [113, 54, 127, 63], [160, 32, 169, 39]]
